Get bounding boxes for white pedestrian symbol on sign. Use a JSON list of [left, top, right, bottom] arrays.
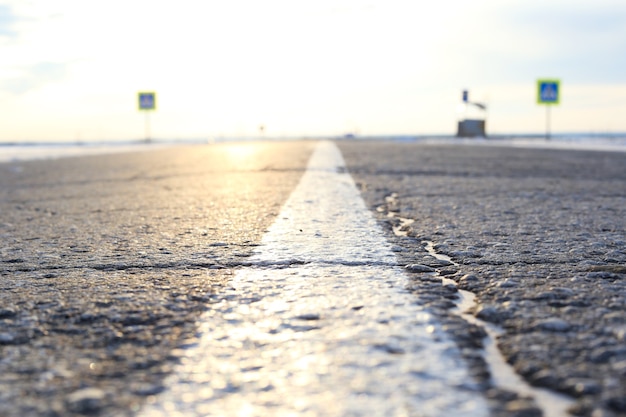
[[138, 92, 156, 110], [541, 83, 558, 102], [141, 95, 152, 107], [537, 79, 560, 105], [543, 84, 555, 100]]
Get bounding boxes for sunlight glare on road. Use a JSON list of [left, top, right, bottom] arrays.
[[222, 143, 261, 166]]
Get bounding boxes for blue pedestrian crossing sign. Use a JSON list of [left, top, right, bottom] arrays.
[[537, 79, 560, 105], [138, 92, 156, 110]]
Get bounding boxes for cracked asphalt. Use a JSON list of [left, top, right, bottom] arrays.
[[0, 142, 314, 416], [1, 139, 625, 417], [338, 140, 626, 417]]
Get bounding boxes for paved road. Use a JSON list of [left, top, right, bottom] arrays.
[[0, 140, 624, 417], [0, 142, 313, 417], [338, 140, 626, 417]]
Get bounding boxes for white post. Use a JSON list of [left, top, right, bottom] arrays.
[[546, 105, 551, 141], [145, 111, 151, 143]]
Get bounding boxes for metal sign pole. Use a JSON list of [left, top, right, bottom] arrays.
[[537, 79, 560, 141], [145, 111, 151, 142], [546, 105, 551, 141], [138, 92, 156, 143]]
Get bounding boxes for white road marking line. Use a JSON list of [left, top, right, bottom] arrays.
[[139, 141, 490, 417]]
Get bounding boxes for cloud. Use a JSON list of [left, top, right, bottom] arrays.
[[0, 62, 68, 94], [492, 2, 626, 83], [0, 4, 19, 39], [423, 1, 626, 87]]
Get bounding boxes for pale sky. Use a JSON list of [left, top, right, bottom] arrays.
[[1, 0, 625, 142]]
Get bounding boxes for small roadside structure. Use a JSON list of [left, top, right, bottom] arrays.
[[457, 119, 486, 137], [457, 90, 487, 138]]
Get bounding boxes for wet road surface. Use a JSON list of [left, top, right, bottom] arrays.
[[0, 140, 625, 416]]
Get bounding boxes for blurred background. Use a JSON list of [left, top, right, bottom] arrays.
[[1, 0, 625, 142]]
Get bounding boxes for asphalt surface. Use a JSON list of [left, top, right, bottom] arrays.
[[338, 141, 626, 416], [0, 142, 314, 417], [0, 140, 625, 417]]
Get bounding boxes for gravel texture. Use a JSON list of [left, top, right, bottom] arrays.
[[338, 140, 626, 417], [1, 140, 624, 416], [0, 142, 313, 417]]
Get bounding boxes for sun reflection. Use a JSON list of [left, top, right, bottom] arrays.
[[223, 144, 260, 165]]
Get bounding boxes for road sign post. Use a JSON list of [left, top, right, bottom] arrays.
[[537, 79, 560, 140], [138, 92, 156, 142]]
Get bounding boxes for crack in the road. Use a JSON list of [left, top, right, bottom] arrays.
[[422, 241, 575, 417], [382, 192, 576, 417], [2, 259, 398, 274]]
